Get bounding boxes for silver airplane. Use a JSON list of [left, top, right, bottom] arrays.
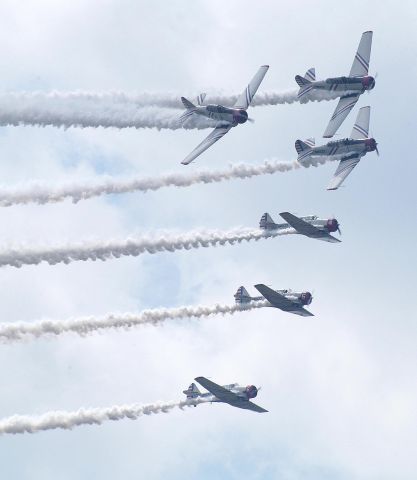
[[235, 284, 314, 317], [260, 211, 341, 243], [184, 376, 267, 413], [295, 106, 378, 190], [295, 31, 374, 137], [179, 65, 269, 165]]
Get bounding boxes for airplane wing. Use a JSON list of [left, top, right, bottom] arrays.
[[181, 124, 232, 165], [327, 155, 361, 190], [234, 65, 269, 110], [350, 106, 370, 140], [350, 31, 373, 77], [254, 284, 314, 317], [323, 93, 360, 138], [279, 212, 340, 243], [237, 401, 268, 413], [195, 377, 268, 413]]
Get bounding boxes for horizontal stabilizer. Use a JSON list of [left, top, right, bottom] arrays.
[[295, 139, 313, 162], [234, 286, 252, 304], [295, 75, 311, 87], [183, 382, 201, 399], [181, 96, 196, 110], [259, 213, 276, 230]]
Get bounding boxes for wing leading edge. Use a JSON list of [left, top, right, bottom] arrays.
[[279, 212, 340, 243], [195, 377, 268, 413]]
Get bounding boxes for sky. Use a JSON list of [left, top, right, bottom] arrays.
[[0, 0, 416, 478]]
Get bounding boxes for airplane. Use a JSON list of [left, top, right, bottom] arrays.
[[295, 31, 374, 137], [295, 106, 378, 190], [234, 284, 314, 317], [184, 376, 268, 413], [260, 211, 341, 243], [179, 65, 269, 165]]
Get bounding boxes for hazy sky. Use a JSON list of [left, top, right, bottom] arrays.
[[0, 1, 416, 479]]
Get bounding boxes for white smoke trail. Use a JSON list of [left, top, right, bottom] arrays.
[[0, 93, 212, 130], [0, 89, 353, 130], [0, 159, 300, 207], [0, 227, 292, 269], [0, 89, 349, 109], [0, 399, 203, 435], [0, 301, 268, 342]]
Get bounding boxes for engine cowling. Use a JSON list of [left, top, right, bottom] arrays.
[[365, 138, 377, 152], [233, 109, 248, 124], [362, 76, 375, 90], [300, 291, 313, 305], [245, 385, 258, 399], [326, 218, 339, 233]]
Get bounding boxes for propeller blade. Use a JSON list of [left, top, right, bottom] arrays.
[[337, 227, 342, 235], [248, 118, 255, 123], [375, 145, 380, 156]]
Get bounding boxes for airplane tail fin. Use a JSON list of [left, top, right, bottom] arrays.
[[295, 139, 314, 163], [183, 382, 201, 399], [195, 93, 206, 106], [295, 70, 315, 98], [234, 286, 252, 305], [259, 212, 277, 230], [179, 97, 198, 124], [303, 67, 316, 82]]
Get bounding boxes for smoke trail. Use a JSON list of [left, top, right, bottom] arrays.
[[0, 301, 268, 342], [0, 159, 300, 207], [0, 89, 353, 130], [0, 89, 350, 109], [0, 94, 213, 130], [0, 228, 292, 269], [0, 399, 204, 435]]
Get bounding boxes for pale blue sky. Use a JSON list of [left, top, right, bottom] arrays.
[[0, 1, 415, 479]]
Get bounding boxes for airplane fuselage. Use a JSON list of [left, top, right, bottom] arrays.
[[193, 104, 248, 126], [310, 137, 376, 160], [187, 383, 258, 404], [309, 75, 375, 94], [260, 215, 340, 236], [236, 289, 312, 307]]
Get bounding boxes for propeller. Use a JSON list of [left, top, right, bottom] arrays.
[[375, 143, 380, 156], [248, 117, 255, 123]]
